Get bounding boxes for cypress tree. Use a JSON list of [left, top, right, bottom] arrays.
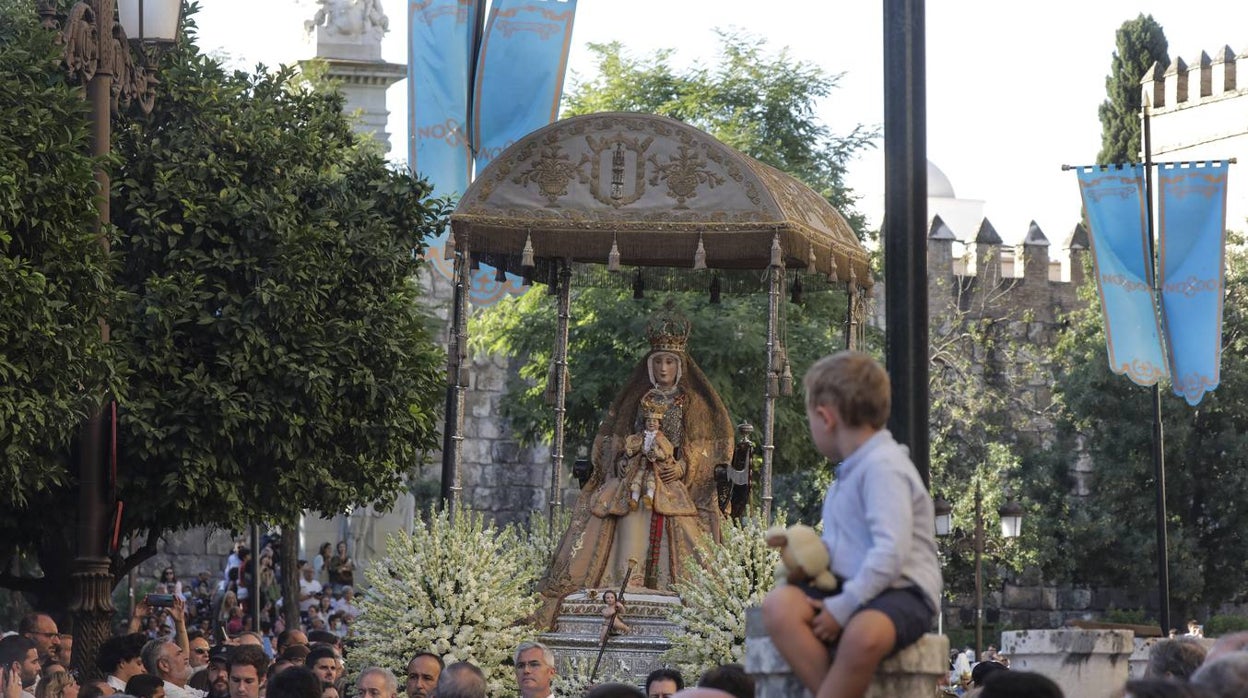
[[1097, 14, 1169, 164]]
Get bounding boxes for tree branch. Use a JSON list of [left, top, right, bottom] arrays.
[[111, 528, 160, 582]]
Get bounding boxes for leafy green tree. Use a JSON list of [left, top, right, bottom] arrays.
[[927, 265, 1059, 611], [1046, 242, 1248, 618], [1097, 14, 1169, 165], [0, 0, 118, 512], [473, 33, 879, 517], [0, 4, 446, 614]]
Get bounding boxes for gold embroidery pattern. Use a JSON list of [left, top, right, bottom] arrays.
[[512, 143, 590, 205], [647, 144, 724, 208]]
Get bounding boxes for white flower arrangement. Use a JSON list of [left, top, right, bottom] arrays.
[[662, 515, 780, 678], [349, 508, 540, 696]]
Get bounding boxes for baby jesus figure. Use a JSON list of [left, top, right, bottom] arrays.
[[621, 392, 677, 511]]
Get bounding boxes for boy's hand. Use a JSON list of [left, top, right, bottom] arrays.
[[808, 598, 843, 643]]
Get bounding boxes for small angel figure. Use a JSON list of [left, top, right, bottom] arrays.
[[600, 590, 630, 635]]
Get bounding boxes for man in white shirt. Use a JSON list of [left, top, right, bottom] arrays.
[[142, 639, 206, 698], [298, 564, 322, 613], [331, 587, 361, 620], [513, 642, 556, 698]]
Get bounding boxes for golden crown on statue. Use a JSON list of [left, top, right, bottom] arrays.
[[640, 389, 672, 420], [645, 304, 692, 353]]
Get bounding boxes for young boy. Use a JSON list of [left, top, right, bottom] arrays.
[[762, 351, 942, 698]]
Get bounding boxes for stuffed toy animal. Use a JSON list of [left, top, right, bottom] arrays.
[[764, 524, 839, 592]]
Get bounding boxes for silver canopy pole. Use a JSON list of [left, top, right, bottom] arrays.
[[549, 262, 573, 527]]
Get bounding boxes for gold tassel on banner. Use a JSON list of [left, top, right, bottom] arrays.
[[443, 231, 456, 260], [769, 233, 783, 268], [693, 235, 707, 270], [608, 236, 621, 272], [521, 233, 535, 269]]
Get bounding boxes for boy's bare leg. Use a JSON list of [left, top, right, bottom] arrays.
[[762, 585, 831, 694], [816, 609, 896, 698]]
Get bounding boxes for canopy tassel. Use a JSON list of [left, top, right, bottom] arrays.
[[608, 236, 621, 273], [494, 261, 507, 283], [807, 245, 817, 274], [827, 254, 839, 283], [693, 235, 707, 270], [633, 269, 645, 300], [780, 361, 794, 396], [709, 273, 721, 304], [521, 233, 535, 269], [443, 231, 456, 260], [769, 233, 783, 268]]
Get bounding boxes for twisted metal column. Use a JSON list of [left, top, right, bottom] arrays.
[[549, 262, 572, 526]]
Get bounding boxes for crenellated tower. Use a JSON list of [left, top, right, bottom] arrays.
[[1141, 43, 1248, 232]]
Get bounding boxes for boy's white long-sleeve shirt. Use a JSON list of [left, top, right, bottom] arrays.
[[821, 429, 943, 626]]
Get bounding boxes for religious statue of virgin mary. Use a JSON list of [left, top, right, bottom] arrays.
[[536, 305, 735, 628]]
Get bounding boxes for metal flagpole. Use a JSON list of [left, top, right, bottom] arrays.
[[1142, 100, 1171, 634]]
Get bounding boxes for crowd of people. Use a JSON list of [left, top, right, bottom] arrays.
[[0, 612, 752, 698], [133, 538, 360, 650]]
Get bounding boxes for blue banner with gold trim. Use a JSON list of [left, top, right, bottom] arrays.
[[1158, 161, 1229, 406], [472, 0, 577, 168], [408, 0, 476, 198], [1076, 165, 1168, 387]]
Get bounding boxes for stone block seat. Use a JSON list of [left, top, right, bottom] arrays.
[[744, 607, 949, 698]]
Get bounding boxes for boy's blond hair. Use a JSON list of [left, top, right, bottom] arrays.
[[803, 351, 891, 429]]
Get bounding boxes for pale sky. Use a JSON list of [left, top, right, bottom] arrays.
[[194, 1, 1248, 245]]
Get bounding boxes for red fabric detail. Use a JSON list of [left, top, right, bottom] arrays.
[[645, 512, 665, 586]]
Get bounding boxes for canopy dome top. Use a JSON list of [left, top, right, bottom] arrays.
[[450, 112, 871, 286]]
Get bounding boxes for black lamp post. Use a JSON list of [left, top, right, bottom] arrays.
[[934, 487, 1024, 659], [36, 0, 181, 679]]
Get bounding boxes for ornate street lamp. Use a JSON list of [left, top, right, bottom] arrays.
[[998, 499, 1024, 540], [36, 0, 181, 680], [935, 485, 1024, 660]]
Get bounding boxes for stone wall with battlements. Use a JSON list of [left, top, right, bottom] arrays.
[[1141, 44, 1248, 232]]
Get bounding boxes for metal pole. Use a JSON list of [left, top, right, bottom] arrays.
[[1142, 104, 1172, 634], [761, 259, 782, 524], [71, 3, 118, 677], [549, 262, 572, 527], [440, 249, 469, 516], [250, 524, 261, 631], [974, 479, 984, 659], [882, 0, 930, 488]]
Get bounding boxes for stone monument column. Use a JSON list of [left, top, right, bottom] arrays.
[[302, 0, 406, 153]]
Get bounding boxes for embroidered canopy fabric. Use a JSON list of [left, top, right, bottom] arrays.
[[449, 112, 871, 287]]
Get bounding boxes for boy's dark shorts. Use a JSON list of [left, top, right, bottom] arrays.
[[800, 583, 934, 656]]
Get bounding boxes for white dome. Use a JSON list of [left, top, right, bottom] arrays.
[[928, 160, 955, 199]]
